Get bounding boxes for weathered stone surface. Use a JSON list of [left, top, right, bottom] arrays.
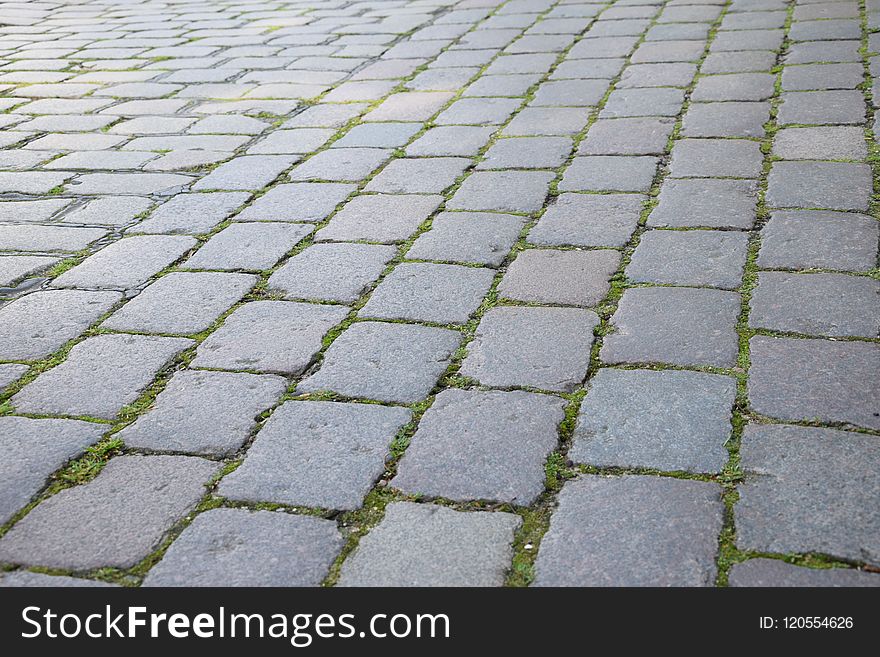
[[143, 509, 342, 587], [119, 370, 286, 456], [447, 171, 554, 213], [767, 161, 871, 212], [182, 222, 313, 271], [131, 192, 249, 234], [0, 417, 105, 524], [394, 389, 565, 504], [317, 194, 442, 243], [12, 334, 192, 419], [407, 211, 524, 266], [219, 401, 410, 510], [460, 306, 598, 392], [234, 183, 356, 223], [649, 179, 758, 229], [729, 559, 880, 588], [570, 368, 735, 473], [534, 476, 723, 586], [0, 455, 219, 569], [192, 301, 348, 375], [530, 193, 644, 247], [737, 424, 880, 565], [0, 572, 118, 587], [298, 322, 460, 403]]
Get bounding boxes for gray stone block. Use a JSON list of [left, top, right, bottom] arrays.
[[234, 183, 356, 223], [317, 194, 442, 243], [669, 138, 764, 178], [132, 192, 249, 234], [530, 193, 644, 247], [681, 101, 770, 138], [364, 157, 470, 194], [407, 211, 525, 266], [448, 170, 554, 213], [729, 559, 880, 587], [477, 137, 572, 170], [772, 126, 866, 161], [767, 161, 871, 211], [182, 222, 313, 271], [499, 248, 619, 307], [560, 155, 658, 192], [579, 117, 675, 155], [649, 178, 758, 228], [219, 401, 410, 510], [289, 148, 392, 182]]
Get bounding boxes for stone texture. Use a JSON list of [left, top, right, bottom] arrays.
[[317, 194, 442, 243], [12, 334, 192, 419], [534, 476, 723, 586], [729, 559, 880, 588], [119, 370, 286, 456], [394, 389, 565, 504], [767, 161, 871, 212], [560, 155, 658, 192], [192, 301, 348, 375], [748, 337, 879, 430], [737, 424, 880, 565], [448, 171, 554, 213], [143, 509, 342, 587], [132, 192, 249, 234], [298, 322, 460, 404], [570, 368, 735, 473], [338, 502, 520, 587], [649, 179, 758, 229], [530, 193, 644, 247], [219, 401, 411, 510], [0, 455, 219, 569], [234, 183, 356, 223], [460, 306, 597, 392], [407, 212, 525, 266], [0, 289, 121, 360], [182, 222, 313, 271], [602, 287, 741, 368]]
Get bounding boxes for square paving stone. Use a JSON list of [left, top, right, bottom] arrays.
[[52, 235, 197, 290], [681, 102, 771, 138], [394, 389, 565, 505], [289, 148, 392, 182], [529, 193, 645, 247], [0, 573, 118, 588], [332, 122, 422, 148], [534, 475, 723, 586], [405, 126, 495, 156], [269, 243, 397, 303], [626, 229, 749, 289], [692, 73, 775, 101], [729, 558, 880, 588], [601, 87, 686, 118], [435, 97, 521, 125], [460, 306, 598, 392], [0, 289, 121, 361], [649, 179, 758, 228], [360, 262, 495, 324], [12, 334, 192, 419], [503, 107, 591, 135], [219, 401, 411, 510], [669, 138, 764, 178], [317, 194, 443, 243], [617, 62, 697, 88], [248, 128, 335, 154], [191, 301, 348, 375], [570, 368, 735, 473], [0, 225, 108, 253], [579, 117, 676, 155], [477, 136, 572, 169], [182, 222, 313, 271], [0, 455, 219, 570], [234, 183, 356, 223], [297, 322, 461, 404], [748, 336, 879, 429], [364, 157, 470, 194], [749, 272, 879, 338], [337, 502, 520, 587], [131, 192, 250, 235], [499, 248, 620, 307], [102, 272, 256, 334], [777, 90, 866, 125], [737, 424, 880, 565], [772, 126, 867, 160], [757, 210, 878, 272], [532, 79, 609, 106], [407, 211, 525, 266], [602, 287, 741, 368], [143, 509, 342, 587], [766, 161, 871, 211], [559, 155, 658, 192], [447, 170, 554, 213], [781, 63, 864, 91], [0, 417, 105, 525], [119, 370, 287, 456], [702, 51, 776, 75]]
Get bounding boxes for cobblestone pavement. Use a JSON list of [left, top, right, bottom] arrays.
[[0, 0, 877, 588]]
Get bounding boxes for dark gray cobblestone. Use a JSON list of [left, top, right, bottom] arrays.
[[1, 0, 877, 589]]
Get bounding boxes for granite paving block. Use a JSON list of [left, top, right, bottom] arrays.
[[777, 90, 866, 125], [477, 137, 572, 170], [503, 107, 591, 135], [772, 126, 866, 161], [627, 229, 749, 289], [0, 289, 121, 360], [560, 155, 658, 192], [289, 148, 391, 182], [406, 126, 495, 156], [669, 138, 764, 178], [360, 262, 495, 324], [0, 573, 118, 588], [234, 183, 356, 223], [460, 306, 598, 391], [748, 336, 879, 429], [649, 178, 758, 228], [269, 243, 396, 303], [570, 368, 735, 473], [729, 559, 880, 588], [182, 222, 313, 271], [192, 155, 296, 191], [530, 193, 644, 248], [766, 161, 871, 211], [447, 171, 553, 213], [737, 424, 880, 564], [332, 122, 421, 148], [0, 225, 107, 253], [219, 401, 411, 509], [316, 194, 442, 243], [0, 417, 105, 525], [0, 455, 219, 569], [120, 369, 286, 456], [364, 157, 470, 194], [602, 287, 741, 368], [192, 301, 348, 375], [338, 502, 520, 587], [692, 73, 775, 101], [579, 117, 675, 155], [297, 322, 461, 403], [394, 389, 565, 504], [681, 101, 771, 138], [407, 211, 525, 266], [131, 192, 249, 235], [143, 509, 342, 586], [534, 476, 723, 586]]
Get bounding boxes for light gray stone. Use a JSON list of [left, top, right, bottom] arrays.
[[499, 249, 620, 307], [234, 183, 356, 223], [183, 222, 313, 271], [131, 192, 249, 235], [729, 559, 880, 587], [317, 194, 442, 243], [407, 211, 524, 266]]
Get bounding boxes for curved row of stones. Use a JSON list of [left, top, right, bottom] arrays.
[[0, 0, 877, 587]]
